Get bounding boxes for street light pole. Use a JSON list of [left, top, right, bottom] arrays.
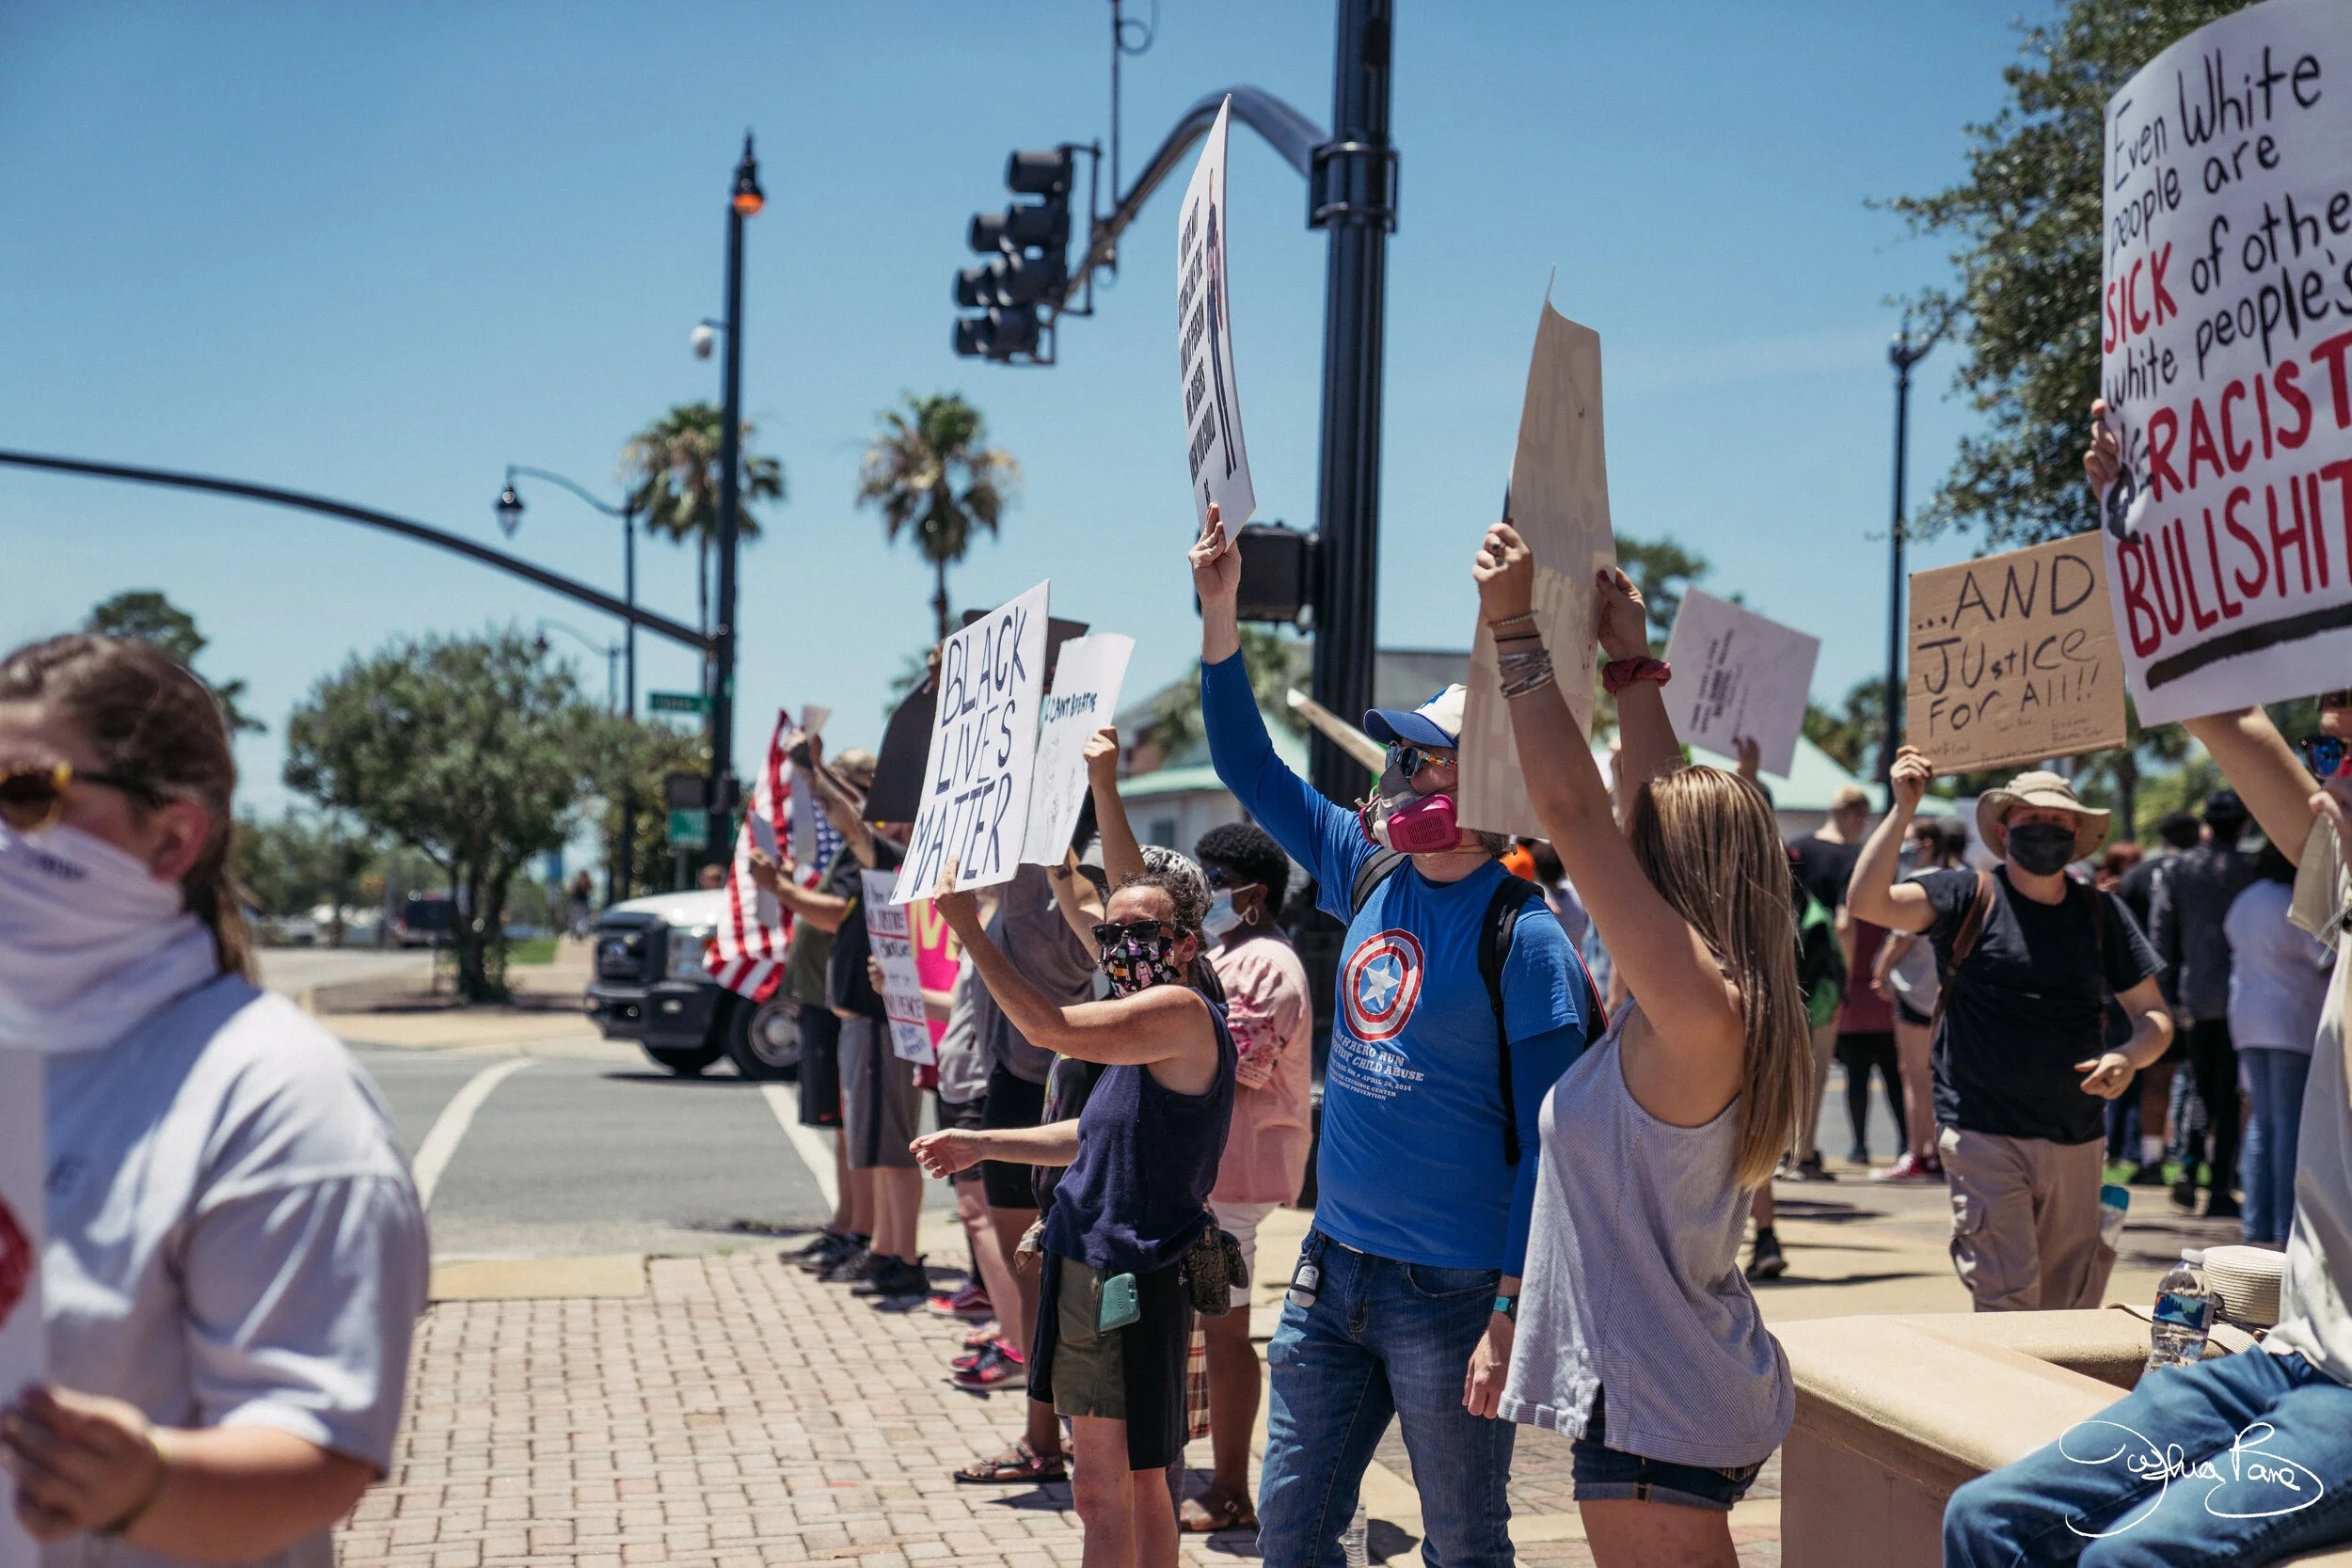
[[708, 134, 763, 867], [1880, 322, 1939, 787]]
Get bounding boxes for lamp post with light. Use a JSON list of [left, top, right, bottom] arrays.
[[707, 134, 763, 866]]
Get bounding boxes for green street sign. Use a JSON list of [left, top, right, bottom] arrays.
[[666, 809, 708, 849], [648, 690, 708, 715]]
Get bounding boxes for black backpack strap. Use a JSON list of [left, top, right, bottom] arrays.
[[1928, 868, 1996, 1043], [1349, 848, 1408, 918], [1480, 875, 1548, 1166]]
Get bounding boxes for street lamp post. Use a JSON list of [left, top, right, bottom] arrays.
[[1879, 321, 1941, 787], [708, 134, 763, 867]]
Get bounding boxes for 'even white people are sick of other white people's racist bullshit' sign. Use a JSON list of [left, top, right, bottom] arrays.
[[861, 870, 936, 1065], [1661, 589, 1820, 780], [893, 580, 1051, 904], [1177, 97, 1255, 532], [2098, 0, 2352, 721], [1020, 633, 1135, 867]]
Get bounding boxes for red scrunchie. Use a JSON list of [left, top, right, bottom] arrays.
[[1601, 657, 1672, 694]]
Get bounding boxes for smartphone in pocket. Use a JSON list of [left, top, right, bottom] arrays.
[[1097, 1271, 1140, 1332]]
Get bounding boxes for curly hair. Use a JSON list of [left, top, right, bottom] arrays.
[[1192, 821, 1290, 906], [1124, 846, 1211, 934]]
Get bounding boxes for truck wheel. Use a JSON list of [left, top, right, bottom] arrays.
[[726, 992, 802, 1081], [646, 1044, 724, 1077]]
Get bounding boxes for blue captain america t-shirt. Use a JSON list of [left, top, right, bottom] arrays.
[[1201, 653, 1597, 1274]]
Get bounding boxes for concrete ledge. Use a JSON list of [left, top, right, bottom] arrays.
[[429, 1255, 647, 1301]]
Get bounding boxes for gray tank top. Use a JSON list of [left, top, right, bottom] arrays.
[[1497, 1002, 1792, 1467]]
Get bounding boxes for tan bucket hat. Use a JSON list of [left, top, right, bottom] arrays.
[[1976, 770, 2111, 863], [832, 748, 879, 789]]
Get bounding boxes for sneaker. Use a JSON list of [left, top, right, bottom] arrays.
[[2126, 1163, 2168, 1187], [1745, 1230, 1788, 1282], [2171, 1179, 2201, 1212], [1921, 1152, 1944, 1178], [2203, 1195, 2243, 1220], [821, 1246, 882, 1285], [1845, 1145, 1870, 1166], [793, 1230, 863, 1274], [929, 1282, 993, 1321], [854, 1257, 931, 1301], [952, 1340, 1027, 1390], [1872, 1152, 1934, 1183], [1792, 1154, 1837, 1182]]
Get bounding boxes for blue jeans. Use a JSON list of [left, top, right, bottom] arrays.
[[1944, 1350, 2352, 1565], [2242, 1049, 2312, 1245], [1258, 1230, 1515, 1567]]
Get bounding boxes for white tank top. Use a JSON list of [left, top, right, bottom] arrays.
[[1497, 1002, 1793, 1467]]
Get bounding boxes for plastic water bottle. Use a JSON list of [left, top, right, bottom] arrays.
[[2147, 1247, 2214, 1370], [1341, 1499, 1370, 1568], [2099, 1182, 2130, 1252]]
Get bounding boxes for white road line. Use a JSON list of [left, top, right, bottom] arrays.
[[412, 1058, 535, 1210], [760, 1084, 838, 1210]]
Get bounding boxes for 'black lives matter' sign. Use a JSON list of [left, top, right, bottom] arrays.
[[891, 581, 1050, 904], [1177, 97, 1254, 532], [2101, 0, 2352, 721]]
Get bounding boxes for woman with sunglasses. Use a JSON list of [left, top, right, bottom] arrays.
[[916, 856, 1235, 1568], [0, 635, 427, 1567]]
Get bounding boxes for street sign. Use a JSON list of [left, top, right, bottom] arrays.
[[648, 690, 708, 715], [666, 809, 708, 850]]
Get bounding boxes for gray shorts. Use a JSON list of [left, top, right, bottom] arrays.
[[839, 1015, 924, 1170]]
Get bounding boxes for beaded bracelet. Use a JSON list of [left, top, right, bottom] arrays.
[[1500, 650, 1556, 698]]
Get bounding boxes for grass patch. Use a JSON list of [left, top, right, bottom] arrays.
[[506, 935, 560, 967]]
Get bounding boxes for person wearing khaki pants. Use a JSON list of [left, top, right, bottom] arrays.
[[1848, 756, 2173, 1313]]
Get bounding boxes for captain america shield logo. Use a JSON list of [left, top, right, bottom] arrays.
[[1342, 930, 1424, 1042]]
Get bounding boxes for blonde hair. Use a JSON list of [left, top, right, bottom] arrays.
[[1624, 766, 1811, 1191]]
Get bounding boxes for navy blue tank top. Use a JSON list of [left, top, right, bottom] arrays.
[[1041, 998, 1237, 1276]]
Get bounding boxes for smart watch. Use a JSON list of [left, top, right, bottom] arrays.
[[1491, 1294, 1518, 1320]]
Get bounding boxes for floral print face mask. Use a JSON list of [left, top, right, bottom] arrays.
[[1095, 920, 1187, 997]]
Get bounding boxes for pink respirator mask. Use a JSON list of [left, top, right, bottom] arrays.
[[1358, 778, 1463, 854]]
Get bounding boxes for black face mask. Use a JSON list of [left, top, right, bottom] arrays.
[[2006, 821, 2077, 876]]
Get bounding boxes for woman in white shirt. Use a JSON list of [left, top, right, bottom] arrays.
[[2227, 844, 2335, 1246], [0, 634, 428, 1568]]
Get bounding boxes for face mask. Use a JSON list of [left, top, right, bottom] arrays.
[[0, 822, 218, 1053], [1100, 927, 1187, 997], [1202, 891, 1244, 940], [1358, 762, 1464, 855], [2005, 821, 2078, 877]]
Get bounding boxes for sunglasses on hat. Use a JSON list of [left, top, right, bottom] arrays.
[[1386, 742, 1455, 779], [2300, 735, 2350, 779], [0, 761, 164, 834]]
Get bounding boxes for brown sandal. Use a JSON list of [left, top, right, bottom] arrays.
[[1179, 1491, 1259, 1533], [953, 1440, 1068, 1485]]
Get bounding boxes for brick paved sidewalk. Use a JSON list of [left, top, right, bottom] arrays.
[[340, 1251, 1780, 1568]]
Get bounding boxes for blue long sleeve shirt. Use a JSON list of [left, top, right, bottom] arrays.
[[1201, 652, 1595, 1275]]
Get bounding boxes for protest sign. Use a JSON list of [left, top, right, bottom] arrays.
[[1661, 589, 1820, 778], [1020, 633, 1135, 865], [912, 898, 961, 1046], [2097, 0, 2352, 721], [861, 870, 935, 1064], [0, 1053, 40, 1568], [1178, 97, 1255, 531], [1461, 298, 1617, 839], [788, 705, 830, 866], [1907, 533, 2129, 774], [893, 580, 1051, 903]]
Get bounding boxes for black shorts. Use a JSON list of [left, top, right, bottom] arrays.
[[979, 1063, 1047, 1211], [796, 1006, 841, 1128], [1895, 997, 1931, 1029], [935, 1090, 987, 1183], [1028, 1250, 1192, 1471]]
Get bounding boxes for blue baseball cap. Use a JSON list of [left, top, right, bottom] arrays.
[[1362, 684, 1468, 751]]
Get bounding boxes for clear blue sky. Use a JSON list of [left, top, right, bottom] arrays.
[[3, 2, 2044, 823]]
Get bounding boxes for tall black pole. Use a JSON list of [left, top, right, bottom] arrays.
[[708, 134, 758, 866], [1880, 328, 1928, 788], [1307, 0, 1396, 807], [617, 505, 639, 903]]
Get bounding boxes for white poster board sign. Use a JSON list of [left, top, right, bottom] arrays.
[[0, 1052, 41, 1568], [1461, 298, 1618, 839], [894, 580, 1052, 903], [1020, 633, 1136, 866], [2098, 0, 2352, 721], [861, 871, 935, 1065], [1661, 589, 1820, 778], [1178, 97, 1256, 531], [787, 705, 830, 866]]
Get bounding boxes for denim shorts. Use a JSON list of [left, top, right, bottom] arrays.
[[1571, 1388, 1766, 1512]]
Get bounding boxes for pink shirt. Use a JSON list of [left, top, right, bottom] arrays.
[[1208, 932, 1315, 1204]]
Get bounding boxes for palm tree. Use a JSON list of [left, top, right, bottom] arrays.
[[856, 393, 1020, 641], [618, 403, 786, 629]]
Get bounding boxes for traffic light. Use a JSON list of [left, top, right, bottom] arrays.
[[953, 147, 1075, 363]]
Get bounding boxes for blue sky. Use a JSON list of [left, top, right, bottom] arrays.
[[3, 2, 2044, 823]]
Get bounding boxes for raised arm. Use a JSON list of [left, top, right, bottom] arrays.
[[1846, 748, 1938, 934], [1048, 850, 1106, 961], [748, 847, 850, 932], [1085, 726, 1148, 887], [1609, 594, 1685, 797], [2182, 707, 2319, 865]]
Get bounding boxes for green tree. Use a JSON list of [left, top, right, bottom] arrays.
[[1144, 627, 1311, 762], [619, 402, 787, 546], [857, 392, 1021, 641], [1886, 0, 2241, 548], [1804, 677, 1889, 775], [83, 590, 263, 735], [234, 809, 377, 942], [589, 716, 709, 897], [1615, 534, 1711, 648], [284, 630, 604, 999]]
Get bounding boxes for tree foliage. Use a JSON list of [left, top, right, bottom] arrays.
[[619, 402, 786, 546], [1144, 627, 1311, 763], [234, 809, 378, 941], [1886, 0, 2244, 548], [857, 392, 1021, 641], [588, 717, 708, 898], [284, 630, 603, 999], [84, 590, 263, 736], [1614, 534, 1711, 648]]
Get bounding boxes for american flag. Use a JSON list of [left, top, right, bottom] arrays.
[[705, 710, 843, 1001]]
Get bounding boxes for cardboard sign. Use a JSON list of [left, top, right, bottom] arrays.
[[1020, 633, 1135, 866], [1661, 589, 1820, 778], [1178, 97, 1255, 530], [893, 580, 1051, 903], [1907, 534, 2129, 773], [1461, 298, 1618, 838], [0, 1053, 40, 1568], [2097, 0, 2352, 721], [861, 870, 935, 1064]]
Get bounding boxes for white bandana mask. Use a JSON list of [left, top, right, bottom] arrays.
[[0, 821, 218, 1053]]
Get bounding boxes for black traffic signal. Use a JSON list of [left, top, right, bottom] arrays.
[[954, 147, 1075, 363]]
